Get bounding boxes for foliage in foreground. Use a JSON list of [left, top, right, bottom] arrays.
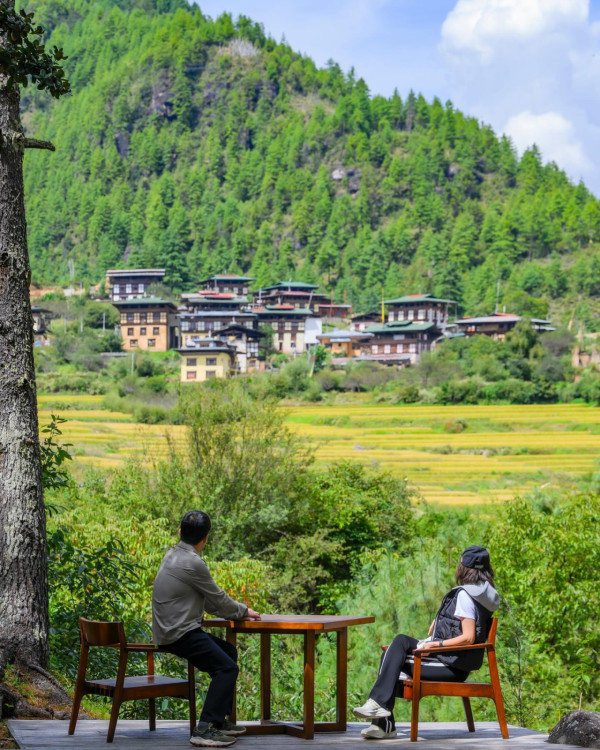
[[42, 386, 600, 728]]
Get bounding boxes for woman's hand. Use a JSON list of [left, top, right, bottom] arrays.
[[419, 640, 437, 650], [427, 620, 435, 636]]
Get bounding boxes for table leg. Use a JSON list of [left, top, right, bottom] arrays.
[[336, 628, 348, 730], [303, 630, 315, 740], [260, 633, 271, 721], [226, 629, 238, 723]]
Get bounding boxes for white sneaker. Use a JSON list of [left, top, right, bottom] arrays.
[[353, 698, 391, 718], [361, 722, 397, 739]]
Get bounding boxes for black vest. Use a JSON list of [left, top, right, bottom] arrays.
[[432, 587, 493, 673]]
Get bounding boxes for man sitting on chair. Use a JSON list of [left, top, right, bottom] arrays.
[[152, 510, 261, 748]]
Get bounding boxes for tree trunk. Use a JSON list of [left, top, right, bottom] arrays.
[[0, 43, 48, 673]]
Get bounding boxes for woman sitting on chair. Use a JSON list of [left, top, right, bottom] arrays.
[[353, 545, 499, 740]]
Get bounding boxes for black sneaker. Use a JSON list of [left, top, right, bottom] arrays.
[[190, 722, 237, 747], [220, 719, 247, 736]]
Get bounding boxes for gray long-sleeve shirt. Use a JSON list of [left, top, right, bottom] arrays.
[[152, 541, 248, 645]]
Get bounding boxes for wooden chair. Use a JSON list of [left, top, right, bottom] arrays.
[[388, 618, 509, 742], [68, 617, 196, 743]]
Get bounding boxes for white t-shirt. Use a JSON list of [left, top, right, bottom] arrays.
[[454, 589, 477, 620]]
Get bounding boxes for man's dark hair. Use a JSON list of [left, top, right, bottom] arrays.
[[455, 562, 495, 587], [180, 511, 211, 545]]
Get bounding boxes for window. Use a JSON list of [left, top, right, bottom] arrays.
[[113, 284, 120, 293], [129, 339, 138, 347], [138, 284, 144, 293], [418, 309, 426, 320], [408, 309, 414, 320], [126, 313, 134, 322], [372, 345, 378, 353], [186, 358, 197, 367], [206, 357, 217, 366], [140, 327, 146, 335], [198, 321, 205, 331], [205, 370, 216, 379], [127, 327, 134, 336], [214, 321, 222, 330], [153, 327, 160, 335], [181, 322, 190, 332], [389, 312, 395, 322], [153, 312, 161, 322], [186, 371, 197, 380], [397, 344, 402, 353], [147, 339, 156, 347], [140, 313, 147, 323], [126, 284, 132, 293], [285, 321, 291, 331], [384, 344, 391, 354]]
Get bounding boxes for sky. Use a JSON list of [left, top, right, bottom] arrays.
[[195, 0, 600, 195]]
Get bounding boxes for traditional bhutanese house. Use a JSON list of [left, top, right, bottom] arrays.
[[454, 313, 554, 340], [31, 306, 53, 346], [199, 274, 255, 296], [350, 311, 382, 331], [254, 305, 321, 355], [316, 328, 372, 360], [177, 339, 236, 382], [106, 269, 165, 301], [178, 310, 258, 346], [219, 324, 263, 374], [315, 302, 352, 320], [112, 297, 179, 352], [254, 281, 331, 312], [364, 320, 439, 365], [180, 291, 249, 311], [385, 293, 456, 329]]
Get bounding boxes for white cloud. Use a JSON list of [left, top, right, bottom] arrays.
[[440, 0, 600, 193], [504, 111, 592, 176], [442, 0, 588, 61]]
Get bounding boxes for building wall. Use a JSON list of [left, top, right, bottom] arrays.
[[180, 352, 232, 382], [120, 310, 170, 351]]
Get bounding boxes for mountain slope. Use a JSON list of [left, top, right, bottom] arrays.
[[18, 0, 600, 321]]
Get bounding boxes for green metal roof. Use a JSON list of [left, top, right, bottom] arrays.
[[365, 321, 436, 334], [384, 293, 456, 305], [260, 281, 319, 292], [201, 274, 255, 283]]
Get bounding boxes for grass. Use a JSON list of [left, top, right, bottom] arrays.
[[37, 395, 600, 507]]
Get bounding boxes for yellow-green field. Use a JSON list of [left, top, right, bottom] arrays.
[[38, 396, 600, 506]]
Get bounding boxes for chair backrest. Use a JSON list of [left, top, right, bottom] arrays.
[[79, 617, 126, 648], [487, 617, 498, 645]]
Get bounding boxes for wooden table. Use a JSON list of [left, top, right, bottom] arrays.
[[203, 614, 374, 740]]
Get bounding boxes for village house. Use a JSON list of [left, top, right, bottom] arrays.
[[350, 310, 383, 331], [106, 268, 165, 301], [199, 274, 254, 296], [253, 280, 350, 318], [254, 305, 322, 355], [31, 306, 53, 346], [177, 288, 256, 345], [316, 328, 372, 361], [363, 320, 440, 365], [177, 338, 236, 382], [218, 324, 263, 374], [385, 293, 455, 329], [453, 312, 554, 339], [112, 297, 179, 352]]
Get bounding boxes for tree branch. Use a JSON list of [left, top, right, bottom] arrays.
[[22, 138, 55, 151]]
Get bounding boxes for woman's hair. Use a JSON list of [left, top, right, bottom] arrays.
[[455, 562, 495, 586]]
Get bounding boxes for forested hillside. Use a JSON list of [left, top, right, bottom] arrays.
[[18, 0, 600, 320]]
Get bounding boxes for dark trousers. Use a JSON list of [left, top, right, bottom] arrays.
[[160, 628, 238, 726], [370, 633, 467, 731]]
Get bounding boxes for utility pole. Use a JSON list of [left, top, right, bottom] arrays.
[[131, 352, 135, 374], [102, 311, 106, 333]]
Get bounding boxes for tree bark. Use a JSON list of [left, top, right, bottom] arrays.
[[0, 17, 48, 673]]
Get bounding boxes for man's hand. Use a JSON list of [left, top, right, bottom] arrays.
[[418, 640, 437, 650], [244, 608, 261, 621]]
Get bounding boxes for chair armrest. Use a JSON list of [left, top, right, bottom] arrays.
[[413, 641, 492, 655], [125, 643, 159, 652]]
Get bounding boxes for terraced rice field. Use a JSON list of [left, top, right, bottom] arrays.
[[38, 395, 600, 506]]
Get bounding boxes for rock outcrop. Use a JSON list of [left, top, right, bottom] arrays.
[[548, 711, 600, 748]]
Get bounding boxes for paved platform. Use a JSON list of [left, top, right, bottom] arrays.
[[7, 719, 578, 749]]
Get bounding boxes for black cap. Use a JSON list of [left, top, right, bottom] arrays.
[[461, 545, 490, 570]]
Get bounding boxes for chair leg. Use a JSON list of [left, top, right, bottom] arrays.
[[188, 662, 196, 735], [107, 697, 121, 743], [149, 698, 156, 731], [68, 685, 84, 735], [462, 697, 475, 732], [410, 659, 422, 742], [488, 649, 509, 739]]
